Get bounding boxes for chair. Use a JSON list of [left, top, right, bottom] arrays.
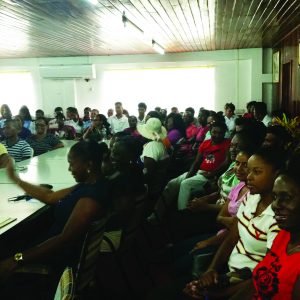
[[29, 147, 34, 157], [100, 188, 152, 293], [52, 217, 106, 299], [54, 267, 74, 300], [75, 218, 107, 293]]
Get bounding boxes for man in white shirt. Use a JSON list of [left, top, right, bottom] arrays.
[[108, 102, 129, 134], [254, 102, 272, 127], [224, 102, 237, 134], [137, 102, 147, 125]]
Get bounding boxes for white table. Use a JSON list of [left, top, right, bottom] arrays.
[[0, 141, 77, 234], [0, 183, 71, 235]]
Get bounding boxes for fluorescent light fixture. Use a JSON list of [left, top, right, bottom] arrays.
[[87, 0, 98, 4], [122, 12, 144, 36], [152, 40, 165, 55]]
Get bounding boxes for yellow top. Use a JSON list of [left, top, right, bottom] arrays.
[[0, 143, 8, 156]]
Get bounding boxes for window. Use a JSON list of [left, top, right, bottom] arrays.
[[100, 66, 215, 115], [0, 71, 35, 115]]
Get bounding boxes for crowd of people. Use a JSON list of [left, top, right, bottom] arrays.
[[0, 100, 300, 299]]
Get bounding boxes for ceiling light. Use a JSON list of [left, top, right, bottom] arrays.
[[152, 40, 165, 55], [122, 12, 144, 36], [87, 0, 98, 5]]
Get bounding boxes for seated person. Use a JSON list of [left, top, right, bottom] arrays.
[[193, 109, 210, 149], [262, 124, 291, 150], [27, 117, 64, 156], [83, 114, 111, 142], [137, 118, 169, 203], [0, 104, 12, 128], [48, 112, 76, 140], [123, 116, 143, 138], [232, 151, 300, 300], [242, 101, 256, 119], [101, 136, 145, 251], [48, 107, 64, 128], [0, 141, 110, 297], [183, 107, 199, 141], [14, 115, 32, 140], [0, 143, 9, 168], [183, 148, 284, 300], [82, 106, 92, 130], [64, 107, 83, 135], [19, 105, 34, 133], [165, 113, 186, 146], [2, 119, 32, 162]]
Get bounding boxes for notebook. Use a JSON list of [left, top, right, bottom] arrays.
[[0, 217, 17, 229]]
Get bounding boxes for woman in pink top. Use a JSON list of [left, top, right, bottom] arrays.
[[191, 150, 250, 252]]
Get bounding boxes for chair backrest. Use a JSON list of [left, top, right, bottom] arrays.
[[119, 186, 148, 252], [75, 217, 106, 293], [29, 147, 34, 158], [54, 267, 74, 300]]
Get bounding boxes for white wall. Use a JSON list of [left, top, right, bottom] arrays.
[[0, 48, 272, 116]]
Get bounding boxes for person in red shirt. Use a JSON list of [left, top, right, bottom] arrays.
[[183, 107, 199, 140], [177, 121, 230, 209], [147, 121, 230, 224]]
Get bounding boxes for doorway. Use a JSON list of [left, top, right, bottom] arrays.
[[281, 61, 292, 111]]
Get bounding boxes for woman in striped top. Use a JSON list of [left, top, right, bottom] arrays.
[[183, 147, 285, 299]]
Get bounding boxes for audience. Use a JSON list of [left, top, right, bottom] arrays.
[[0, 101, 299, 299], [150, 121, 230, 219], [231, 150, 300, 299], [181, 148, 284, 299]]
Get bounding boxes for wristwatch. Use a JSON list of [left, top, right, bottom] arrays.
[[14, 252, 24, 263]]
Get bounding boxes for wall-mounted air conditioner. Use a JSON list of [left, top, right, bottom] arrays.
[[39, 64, 96, 79]]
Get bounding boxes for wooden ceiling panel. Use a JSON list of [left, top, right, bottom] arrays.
[[0, 0, 298, 58]]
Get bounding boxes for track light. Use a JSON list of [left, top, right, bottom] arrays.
[[152, 40, 165, 55], [122, 12, 144, 36], [122, 12, 165, 54]]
